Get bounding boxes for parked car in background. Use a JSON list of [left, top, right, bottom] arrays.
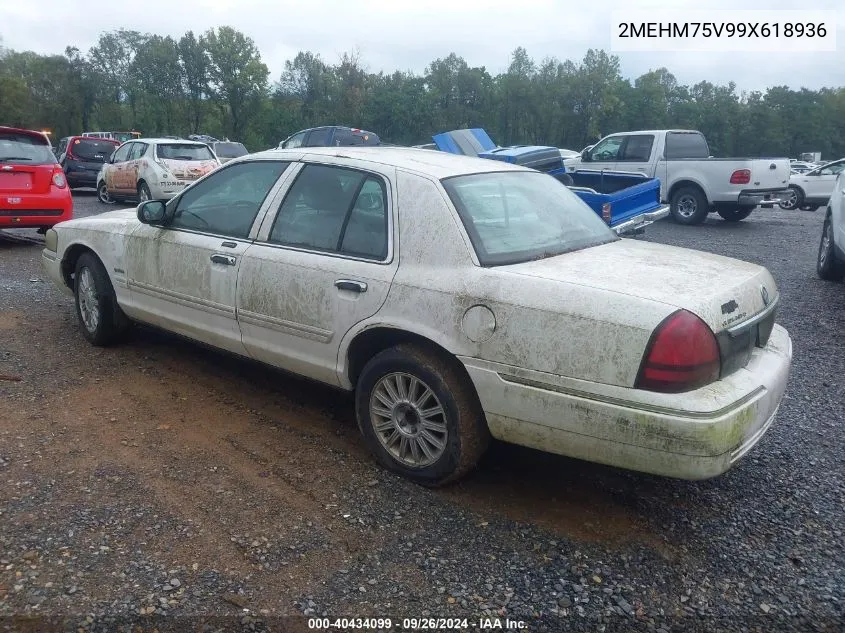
[[278, 126, 380, 149], [780, 158, 845, 212], [0, 125, 72, 232], [212, 141, 249, 164], [569, 130, 791, 224], [83, 131, 142, 143], [817, 169, 845, 282], [96, 138, 220, 204], [559, 148, 581, 170], [55, 136, 121, 190], [41, 146, 792, 486]]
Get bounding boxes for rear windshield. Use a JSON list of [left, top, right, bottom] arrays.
[[213, 142, 248, 158], [0, 131, 56, 165], [72, 139, 118, 162], [157, 143, 215, 161], [442, 171, 618, 267], [665, 132, 710, 159]]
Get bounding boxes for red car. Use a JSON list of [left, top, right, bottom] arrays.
[[0, 126, 73, 231]]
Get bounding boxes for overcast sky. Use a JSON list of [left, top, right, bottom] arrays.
[[2, 0, 843, 93]]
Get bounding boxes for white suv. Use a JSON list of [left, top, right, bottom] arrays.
[[97, 138, 220, 204], [817, 170, 845, 281]]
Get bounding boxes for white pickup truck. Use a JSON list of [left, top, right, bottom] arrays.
[[572, 130, 791, 225]]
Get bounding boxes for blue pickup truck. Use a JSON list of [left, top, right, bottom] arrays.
[[430, 129, 669, 235]]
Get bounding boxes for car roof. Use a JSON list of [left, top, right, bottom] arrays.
[[0, 125, 51, 141], [250, 146, 533, 179], [128, 138, 210, 146], [69, 135, 120, 143]]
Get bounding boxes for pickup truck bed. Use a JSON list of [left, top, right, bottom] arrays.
[[555, 170, 670, 234]]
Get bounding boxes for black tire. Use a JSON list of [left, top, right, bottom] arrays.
[[137, 181, 152, 202], [73, 252, 131, 346], [670, 186, 709, 225], [97, 181, 114, 205], [779, 185, 803, 210], [717, 207, 754, 222], [355, 344, 490, 486], [817, 212, 845, 282]]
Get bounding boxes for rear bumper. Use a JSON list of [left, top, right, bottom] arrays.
[[612, 205, 670, 235], [459, 324, 792, 480], [0, 190, 73, 228], [737, 188, 790, 207]]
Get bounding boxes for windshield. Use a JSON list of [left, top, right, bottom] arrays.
[[214, 142, 248, 158], [157, 143, 215, 161], [441, 171, 618, 266], [0, 132, 56, 165], [72, 139, 118, 162]]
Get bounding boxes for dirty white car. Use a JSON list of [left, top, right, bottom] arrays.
[[96, 138, 220, 204], [43, 147, 792, 486]]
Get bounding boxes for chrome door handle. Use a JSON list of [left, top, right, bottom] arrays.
[[210, 254, 237, 266], [335, 279, 368, 293]]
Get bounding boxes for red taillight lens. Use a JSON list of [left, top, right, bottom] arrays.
[[730, 169, 751, 184], [52, 170, 67, 188], [601, 202, 612, 224], [636, 310, 720, 393]]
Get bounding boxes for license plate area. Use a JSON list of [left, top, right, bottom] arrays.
[[0, 172, 33, 190], [717, 308, 777, 378]]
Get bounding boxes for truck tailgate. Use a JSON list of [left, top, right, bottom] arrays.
[[750, 158, 791, 190]]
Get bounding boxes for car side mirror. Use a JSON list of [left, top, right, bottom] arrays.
[[581, 149, 592, 162], [137, 200, 166, 225]]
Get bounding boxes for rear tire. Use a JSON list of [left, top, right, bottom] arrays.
[[355, 344, 490, 486], [74, 253, 130, 346], [717, 207, 753, 222], [817, 212, 845, 282], [779, 185, 803, 210], [97, 181, 114, 205], [670, 186, 709, 225], [137, 181, 152, 202]]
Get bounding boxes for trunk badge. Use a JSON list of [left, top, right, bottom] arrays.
[[761, 286, 770, 306]]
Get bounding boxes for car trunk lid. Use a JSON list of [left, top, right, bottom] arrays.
[[0, 164, 56, 194]]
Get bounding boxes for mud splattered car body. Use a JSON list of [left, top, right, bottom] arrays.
[[42, 147, 792, 485]]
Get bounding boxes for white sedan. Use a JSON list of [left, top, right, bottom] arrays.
[[42, 147, 792, 486], [780, 158, 845, 211], [96, 138, 220, 204]]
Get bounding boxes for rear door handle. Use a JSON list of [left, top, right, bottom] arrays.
[[335, 279, 368, 293], [210, 254, 237, 266]]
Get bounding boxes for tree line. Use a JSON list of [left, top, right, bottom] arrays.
[[1, 28, 844, 159]]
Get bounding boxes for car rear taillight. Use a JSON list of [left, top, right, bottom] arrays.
[[730, 169, 751, 184], [601, 203, 612, 224], [635, 310, 720, 393], [52, 170, 67, 188]]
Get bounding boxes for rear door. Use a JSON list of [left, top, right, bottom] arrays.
[[237, 160, 398, 385]]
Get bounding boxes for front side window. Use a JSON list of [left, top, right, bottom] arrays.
[[819, 161, 845, 176], [589, 136, 624, 162], [269, 164, 389, 260], [128, 143, 147, 161], [442, 171, 617, 267], [168, 161, 290, 238], [112, 143, 132, 163], [282, 132, 306, 149], [157, 143, 215, 161]]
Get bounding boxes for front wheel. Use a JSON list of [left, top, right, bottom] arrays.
[[817, 213, 845, 282], [74, 253, 131, 345], [97, 181, 114, 205], [778, 186, 803, 210], [717, 207, 754, 222], [670, 187, 709, 225], [355, 344, 490, 486]]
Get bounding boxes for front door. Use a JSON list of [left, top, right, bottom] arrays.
[[105, 143, 134, 194], [237, 161, 398, 385], [124, 159, 292, 355]]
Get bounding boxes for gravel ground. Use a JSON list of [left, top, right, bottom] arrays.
[[0, 194, 843, 633]]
